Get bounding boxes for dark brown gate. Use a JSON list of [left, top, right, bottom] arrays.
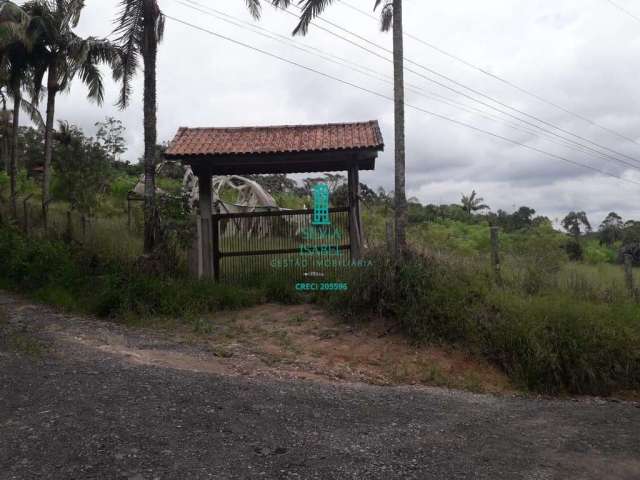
[[212, 207, 351, 283]]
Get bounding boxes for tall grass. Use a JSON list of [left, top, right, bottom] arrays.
[[327, 247, 640, 395], [0, 224, 292, 320]]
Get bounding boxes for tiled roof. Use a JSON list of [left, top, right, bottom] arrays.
[[164, 121, 384, 157]]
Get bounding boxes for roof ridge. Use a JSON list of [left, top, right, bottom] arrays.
[[165, 121, 384, 158], [180, 121, 378, 131]]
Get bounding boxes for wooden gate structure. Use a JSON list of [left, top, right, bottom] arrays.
[[164, 121, 384, 281]]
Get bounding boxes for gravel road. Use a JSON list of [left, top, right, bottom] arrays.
[[1, 292, 639, 479]]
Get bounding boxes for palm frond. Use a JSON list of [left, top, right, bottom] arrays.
[[19, 95, 43, 129], [245, 0, 261, 19], [293, 0, 336, 36], [379, 2, 393, 32], [112, 0, 144, 109], [156, 11, 164, 42], [64, 0, 84, 28], [77, 60, 103, 104]]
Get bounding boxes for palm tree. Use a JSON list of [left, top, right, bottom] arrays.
[[276, 0, 407, 256], [460, 190, 489, 216], [113, 0, 270, 253], [24, 0, 119, 229], [0, 1, 36, 217], [113, 0, 164, 253]]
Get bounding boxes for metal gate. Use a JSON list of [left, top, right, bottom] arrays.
[[212, 207, 351, 283]]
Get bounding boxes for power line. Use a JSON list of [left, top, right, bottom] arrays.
[[604, 0, 640, 23], [284, 4, 640, 168], [174, 0, 640, 172], [339, 0, 640, 148], [163, 13, 640, 187], [271, 4, 640, 171]]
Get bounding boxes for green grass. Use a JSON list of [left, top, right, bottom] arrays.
[[326, 247, 640, 395], [0, 224, 297, 323]]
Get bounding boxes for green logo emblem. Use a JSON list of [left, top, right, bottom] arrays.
[[312, 183, 331, 225]]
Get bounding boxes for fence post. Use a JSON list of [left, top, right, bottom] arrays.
[[212, 214, 220, 282], [127, 197, 132, 231], [81, 214, 87, 243], [624, 253, 635, 300], [66, 210, 72, 242], [386, 220, 394, 251], [22, 194, 33, 236], [490, 226, 501, 283]]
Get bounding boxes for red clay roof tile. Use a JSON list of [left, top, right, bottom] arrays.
[[164, 121, 384, 157]]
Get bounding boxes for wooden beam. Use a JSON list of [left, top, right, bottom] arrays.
[[348, 166, 362, 260], [198, 172, 214, 279], [179, 150, 378, 176]]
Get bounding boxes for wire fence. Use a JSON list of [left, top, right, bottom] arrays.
[[1, 196, 144, 261]]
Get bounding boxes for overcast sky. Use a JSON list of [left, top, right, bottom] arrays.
[[53, 0, 640, 225]]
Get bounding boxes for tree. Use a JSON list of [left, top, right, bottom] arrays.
[[281, 0, 408, 256], [598, 212, 623, 246], [622, 220, 640, 245], [24, 0, 119, 229], [52, 121, 112, 215], [113, 0, 165, 253], [511, 206, 536, 229], [95, 116, 127, 162], [0, 1, 34, 216], [562, 211, 591, 238], [460, 190, 489, 216]]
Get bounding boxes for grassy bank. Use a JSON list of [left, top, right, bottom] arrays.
[[2, 219, 639, 397], [0, 224, 297, 321], [326, 248, 640, 396]]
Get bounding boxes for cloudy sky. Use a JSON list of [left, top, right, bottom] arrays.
[[54, 0, 640, 225]]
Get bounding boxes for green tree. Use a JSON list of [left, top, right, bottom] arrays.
[[562, 211, 591, 238], [24, 0, 119, 228], [622, 220, 640, 245], [113, 0, 166, 253], [598, 212, 623, 246], [52, 121, 111, 215], [95, 116, 127, 162], [460, 190, 489, 216], [280, 0, 408, 256], [0, 1, 37, 216]]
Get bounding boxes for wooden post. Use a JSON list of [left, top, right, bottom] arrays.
[[386, 220, 394, 250], [624, 253, 635, 299], [212, 214, 220, 282], [66, 210, 72, 242], [198, 172, 214, 279], [490, 226, 501, 283], [348, 165, 361, 260], [188, 216, 203, 278], [127, 196, 132, 231], [81, 214, 87, 242], [22, 194, 33, 235]]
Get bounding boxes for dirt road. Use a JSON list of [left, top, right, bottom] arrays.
[[1, 292, 639, 479]]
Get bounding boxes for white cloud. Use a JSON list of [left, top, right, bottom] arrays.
[[43, 0, 640, 224]]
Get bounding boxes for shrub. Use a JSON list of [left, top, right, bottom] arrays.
[[328, 248, 491, 342], [0, 225, 266, 320], [329, 248, 640, 395], [485, 293, 640, 394], [564, 239, 583, 261]]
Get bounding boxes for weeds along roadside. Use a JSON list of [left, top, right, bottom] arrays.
[[323, 247, 640, 396], [1, 220, 639, 396], [0, 223, 301, 321]]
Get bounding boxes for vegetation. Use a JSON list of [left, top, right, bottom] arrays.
[[327, 247, 640, 395], [285, 0, 409, 255], [23, 0, 119, 229], [0, 223, 281, 319], [0, 0, 638, 399]]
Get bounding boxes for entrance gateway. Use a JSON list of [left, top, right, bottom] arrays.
[[164, 121, 384, 281]]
